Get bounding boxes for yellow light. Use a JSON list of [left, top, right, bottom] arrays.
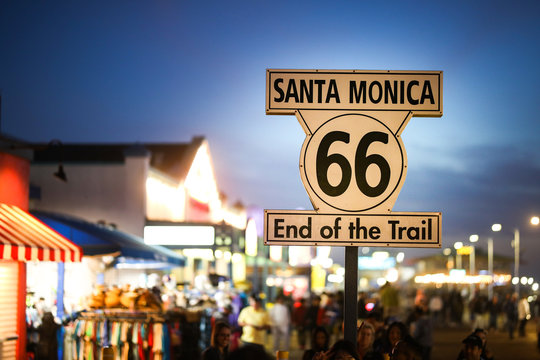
[[443, 248, 451, 256], [469, 234, 479, 243], [184, 142, 220, 206], [245, 218, 258, 257], [531, 216, 540, 226], [492, 224, 502, 232], [457, 246, 472, 255], [386, 268, 399, 283], [372, 251, 389, 260], [454, 242, 463, 250], [182, 249, 214, 261], [145, 175, 185, 221], [289, 246, 311, 267], [223, 208, 247, 230], [269, 246, 282, 262], [317, 246, 331, 259], [231, 253, 243, 262]]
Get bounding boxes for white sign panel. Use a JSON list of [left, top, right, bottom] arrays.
[[264, 210, 441, 248], [299, 111, 410, 213], [267, 70, 443, 117]]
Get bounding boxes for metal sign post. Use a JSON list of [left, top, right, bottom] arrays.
[[344, 247, 358, 343], [263, 69, 443, 345]]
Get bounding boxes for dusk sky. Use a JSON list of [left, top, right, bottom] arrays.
[[1, 1, 540, 279]]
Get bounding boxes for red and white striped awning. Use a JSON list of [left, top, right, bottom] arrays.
[[0, 203, 82, 262]]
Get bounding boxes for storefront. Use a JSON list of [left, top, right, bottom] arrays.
[[0, 203, 82, 359]]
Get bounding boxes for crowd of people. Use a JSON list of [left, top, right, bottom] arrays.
[[199, 283, 540, 360], [201, 296, 499, 360]]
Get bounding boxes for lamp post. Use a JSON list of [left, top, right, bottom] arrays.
[[454, 242, 463, 269], [490, 224, 501, 300], [513, 228, 520, 294], [469, 235, 477, 297]]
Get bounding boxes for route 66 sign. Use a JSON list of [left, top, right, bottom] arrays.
[[297, 110, 411, 213], [266, 69, 443, 214]]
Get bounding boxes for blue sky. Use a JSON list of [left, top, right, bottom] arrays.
[[1, 1, 540, 280]]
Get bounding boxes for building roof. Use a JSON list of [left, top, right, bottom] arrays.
[[31, 136, 205, 181]]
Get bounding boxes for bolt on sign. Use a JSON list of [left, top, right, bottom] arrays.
[[264, 69, 443, 248]]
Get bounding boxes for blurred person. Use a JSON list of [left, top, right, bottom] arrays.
[[321, 293, 341, 342], [410, 307, 433, 360], [202, 321, 231, 360], [390, 338, 422, 360], [456, 334, 484, 360], [302, 326, 330, 360], [472, 328, 493, 360], [237, 293, 271, 351], [517, 294, 530, 337], [469, 291, 488, 331], [486, 295, 500, 332], [380, 282, 400, 321], [365, 311, 386, 345], [428, 293, 443, 327], [270, 294, 291, 353], [414, 289, 427, 312], [313, 339, 360, 360], [357, 321, 383, 360], [294, 298, 309, 350], [449, 289, 464, 325], [228, 343, 272, 360], [358, 292, 368, 319], [503, 293, 518, 339], [36, 311, 60, 360], [306, 295, 323, 347], [377, 322, 409, 359]]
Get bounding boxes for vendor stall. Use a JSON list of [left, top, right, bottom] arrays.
[[0, 202, 82, 359], [30, 210, 185, 313]]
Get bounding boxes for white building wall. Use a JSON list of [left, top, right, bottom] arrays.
[[29, 153, 149, 237]]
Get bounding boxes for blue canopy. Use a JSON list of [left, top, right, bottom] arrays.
[[32, 210, 185, 268]]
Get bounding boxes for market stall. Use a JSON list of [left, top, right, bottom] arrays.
[[0, 202, 82, 359]]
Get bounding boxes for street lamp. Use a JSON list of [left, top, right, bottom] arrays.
[[489, 224, 501, 299], [506, 217, 538, 295], [468, 235, 478, 297]]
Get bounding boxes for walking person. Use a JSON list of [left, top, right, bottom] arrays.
[[503, 293, 518, 340], [411, 306, 433, 360], [293, 298, 309, 351], [237, 293, 271, 351], [270, 294, 291, 354], [487, 295, 500, 332], [517, 294, 531, 337], [305, 295, 322, 348]]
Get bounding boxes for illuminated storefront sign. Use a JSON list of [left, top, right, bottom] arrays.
[[144, 225, 215, 246], [358, 256, 396, 270], [245, 218, 258, 256]]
